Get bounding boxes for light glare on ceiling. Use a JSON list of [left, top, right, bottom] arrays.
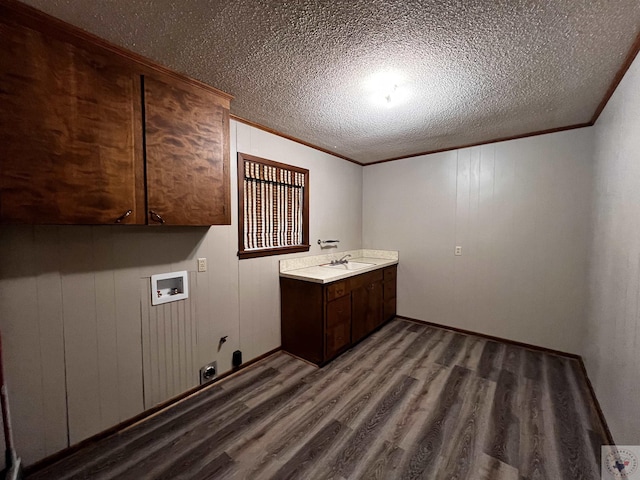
[[366, 71, 407, 108]]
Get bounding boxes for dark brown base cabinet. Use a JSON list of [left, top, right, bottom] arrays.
[[281, 265, 397, 366]]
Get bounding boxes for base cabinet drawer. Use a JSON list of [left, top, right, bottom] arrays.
[[326, 281, 349, 302]]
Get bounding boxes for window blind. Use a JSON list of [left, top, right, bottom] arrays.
[[243, 159, 306, 250]]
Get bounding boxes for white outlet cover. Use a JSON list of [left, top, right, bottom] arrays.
[[197, 257, 207, 272]]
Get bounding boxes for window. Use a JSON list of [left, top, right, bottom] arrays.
[[237, 153, 309, 259]]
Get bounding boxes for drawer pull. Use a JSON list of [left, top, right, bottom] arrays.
[[115, 209, 132, 223], [149, 210, 165, 224]]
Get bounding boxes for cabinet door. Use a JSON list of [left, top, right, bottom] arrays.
[[326, 295, 351, 359], [0, 16, 145, 224], [281, 278, 324, 364], [351, 281, 383, 343], [383, 266, 397, 322], [383, 294, 397, 323], [144, 75, 230, 226]]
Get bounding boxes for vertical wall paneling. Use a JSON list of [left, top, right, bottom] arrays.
[[140, 278, 152, 409], [178, 298, 186, 393], [238, 256, 281, 362], [59, 227, 102, 444], [171, 301, 179, 392], [157, 300, 167, 402], [463, 148, 481, 329], [140, 274, 198, 409], [188, 271, 199, 382], [32, 227, 68, 457], [92, 227, 120, 431], [110, 228, 144, 422], [363, 128, 594, 354], [453, 149, 470, 326], [474, 145, 497, 330], [161, 303, 170, 399], [586, 53, 640, 444], [193, 240, 212, 372], [0, 228, 47, 465]]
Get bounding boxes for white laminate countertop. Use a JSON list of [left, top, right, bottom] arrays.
[[279, 249, 398, 284]]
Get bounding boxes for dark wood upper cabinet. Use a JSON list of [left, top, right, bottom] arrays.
[[0, 14, 145, 225], [0, 1, 231, 226], [144, 75, 230, 226]]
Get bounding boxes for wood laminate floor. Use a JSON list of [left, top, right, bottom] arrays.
[[29, 319, 610, 480]]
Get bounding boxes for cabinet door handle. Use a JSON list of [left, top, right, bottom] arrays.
[[149, 210, 165, 224], [114, 209, 132, 223]]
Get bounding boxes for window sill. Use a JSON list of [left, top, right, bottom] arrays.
[[238, 245, 311, 259]]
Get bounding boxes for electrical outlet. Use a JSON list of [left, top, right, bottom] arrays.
[[197, 257, 207, 272], [454, 246, 462, 256], [199, 361, 217, 385]]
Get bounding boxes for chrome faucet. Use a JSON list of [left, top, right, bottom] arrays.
[[330, 254, 351, 265]]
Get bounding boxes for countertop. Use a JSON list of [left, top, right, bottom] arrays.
[[279, 250, 398, 284]]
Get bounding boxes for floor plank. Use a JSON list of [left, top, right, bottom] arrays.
[[28, 319, 609, 480]]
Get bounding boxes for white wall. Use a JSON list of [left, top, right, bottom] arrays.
[[0, 120, 363, 467], [363, 129, 594, 354], [586, 54, 640, 444]]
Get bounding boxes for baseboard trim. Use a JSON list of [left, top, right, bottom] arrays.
[[396, 315, 616, 445], [25, 346, 282, 475], [576, 357, 616, 445], [395, 315, 581, 359]]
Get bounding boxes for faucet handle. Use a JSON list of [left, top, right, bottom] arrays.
[[338, 253, 352, 263]]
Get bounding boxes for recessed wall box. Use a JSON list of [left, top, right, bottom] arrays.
[[150, 270, 189, 306]]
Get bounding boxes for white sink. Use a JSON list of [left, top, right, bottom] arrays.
[[320, 261, 374, 271]]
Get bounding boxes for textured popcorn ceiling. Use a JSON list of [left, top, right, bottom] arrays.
[[22, 0, 640, 163]]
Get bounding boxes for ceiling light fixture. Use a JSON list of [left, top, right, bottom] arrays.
[[366, 71, 406, 108], [385, 85, 398, 104]]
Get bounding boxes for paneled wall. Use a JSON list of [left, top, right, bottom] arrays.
[[140, 272, 199, 409], [586, 54, 640, 444], [0, 120, 363, 467], [363, 128, 594, 354], [234, 122, 363, 362], [0, 224, 239, 465]]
